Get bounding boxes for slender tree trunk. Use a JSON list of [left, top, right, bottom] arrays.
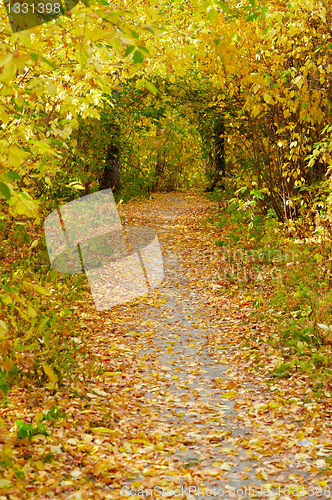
[[152, 127, 165, 191], [100, 142, 121, 193], [211, 114, 226, 190], [206, 114, 226, 192]]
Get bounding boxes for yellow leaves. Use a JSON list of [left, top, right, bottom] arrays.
[[46, 83, 57, 96], [12, 52, 27, 71], [263, 93, 273, 104], [0, 479, 12, 488], [35, 460, 45, 471], [18, 32, 32, 48], [103, 371, 121, 377], [207, 8, 219, 25], [92, 60, 103, 74], [8, 146, 28, 168], [315, 459, 327, 469], [23, 280, 48, 296], [2, 359, 13, 373], [90, 427, 113, 434], [268, 401, 282, 409], [274, 11, 283, 24], [93, 461, 109, 475], [27, 305, 37, 318], [293, 75, 304, 89], [42, 363, 58, 383], [219, 462, 232, 471], [29, 140, 58, 156], [74, 51, 86, 65], [70, 468, 82, 478], [30, 239, 39, 250], [0, 320, 8, 339], [0, 59, 16, 84], [10, 193, 39, 219], [222, 390, 237, 399], [253, 403, 268, 411], [110, 36, 124, 53], [252, 400, 282, 411], [90, 428, 122, 438], [251, 105, 261, 118], [0, 104, 9, 124]]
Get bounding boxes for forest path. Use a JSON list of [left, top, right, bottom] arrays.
[[46, 192, 331, 500]]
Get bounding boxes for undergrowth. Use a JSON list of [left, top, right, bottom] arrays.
[[0, 201, 98, 404], [207, 187, 332, 402]]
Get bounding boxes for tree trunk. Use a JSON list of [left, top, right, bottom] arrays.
[[152, 127, 165, 191], [100, 142, 121, 193], [210, 114, 226, 191]]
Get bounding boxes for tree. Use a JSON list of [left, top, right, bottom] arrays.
[[100, 130, 122, 192], [206, 113, 226, 191]]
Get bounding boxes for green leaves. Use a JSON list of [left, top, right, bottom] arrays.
[[16, 420, 49, 441], [42, 404, 67, 422], [0, 182, 10, 200], [29, 53, 57, 69], [207, 8, 219, 24], [133, 50, 145, 64], [124, 45, 135, 57], [0, 372, 10, 398], [136, 79, 160, 95]]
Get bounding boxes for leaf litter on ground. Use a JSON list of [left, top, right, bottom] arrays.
[[1, 192, 332, 499]]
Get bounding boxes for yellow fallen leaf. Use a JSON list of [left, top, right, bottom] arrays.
[[0, 479, 12, 488], [28, 305, 37, 318], [103, 372, 121, 377], [70, 468, 82, 478], [203, 468, 219, 476], [222, 390, 237, 399], [43, 363, 58, 383], [90, 427, 113, 435], [94, 461, 108, 475], [110, 429, 122, 438], [254, 403, 268, 410], [219, 462, 231, 470], [2, 359, 13, 372], [268, 402, 282, 409]]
